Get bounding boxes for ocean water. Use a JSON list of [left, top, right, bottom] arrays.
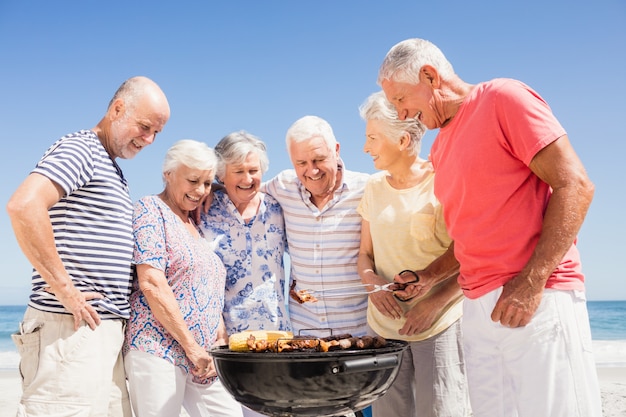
[[0, 305, 26, 370], [0, 301, 625, 369]]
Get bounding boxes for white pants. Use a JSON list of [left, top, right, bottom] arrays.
[[462, 288, 602, 417], [124, 350, 243, 417], [13, 307, 130, 417]]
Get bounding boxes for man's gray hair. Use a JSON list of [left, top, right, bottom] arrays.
[[378, 38, 455, 85], [285, 115, 337, 153]]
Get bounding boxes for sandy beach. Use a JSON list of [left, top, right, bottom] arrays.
[[0, 368, 624, 417], [597, 367, 626, 417]]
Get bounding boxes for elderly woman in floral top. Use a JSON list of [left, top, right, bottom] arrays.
[[199, 131, 290, 337], [123, 140, 243, 417]]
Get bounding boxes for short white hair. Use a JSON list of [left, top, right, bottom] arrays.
[[214, 130, 269, 179], [359, 91, 425, 156], [378, 38, 455, 85], [285, 115, 337, 153], [162, 139, 217, 182]]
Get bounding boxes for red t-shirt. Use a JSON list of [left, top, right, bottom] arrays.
[[430, 78, 585, 299]]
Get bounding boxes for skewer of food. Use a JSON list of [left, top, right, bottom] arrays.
[[228, 330, 387, 353]]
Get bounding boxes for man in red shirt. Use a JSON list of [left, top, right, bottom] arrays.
[[378, 38, 601, 417]]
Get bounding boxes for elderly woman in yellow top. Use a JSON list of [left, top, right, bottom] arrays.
[[357, 91, 471, 417]]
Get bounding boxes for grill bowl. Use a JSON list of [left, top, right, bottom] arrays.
[[211, 339, 407, 416]]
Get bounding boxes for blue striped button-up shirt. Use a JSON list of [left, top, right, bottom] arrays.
[[264, 166, 371, 337]]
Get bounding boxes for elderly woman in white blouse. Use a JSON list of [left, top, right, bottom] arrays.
[[199, 131, 290, 417], [199, 131, 290, 335]]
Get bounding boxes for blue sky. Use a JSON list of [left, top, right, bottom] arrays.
[[1, 0, 624, 303]]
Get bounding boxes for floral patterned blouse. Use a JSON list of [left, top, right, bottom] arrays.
[[199, 190, 290, 334], [123, 196, 226, 384]]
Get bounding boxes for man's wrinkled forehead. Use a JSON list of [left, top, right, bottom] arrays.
[[290, 136, 337, 160], [381, 80, 404, 106]]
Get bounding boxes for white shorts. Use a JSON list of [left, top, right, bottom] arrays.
[[124, 350, 243, 417], [12, 307, 130, 417], [462, 288, 602, 417]]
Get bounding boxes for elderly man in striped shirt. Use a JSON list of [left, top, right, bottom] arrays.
[[7, 76, 170, 417], [264, 115, 371, 339]]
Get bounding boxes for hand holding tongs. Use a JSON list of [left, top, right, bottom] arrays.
[[300, 270, 419, 300], [299, 282, 400, 299]]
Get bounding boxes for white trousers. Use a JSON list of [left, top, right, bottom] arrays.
[[124, 350, 243, 417], [462, 288, 602, 417], [13, 307, 130, 417]]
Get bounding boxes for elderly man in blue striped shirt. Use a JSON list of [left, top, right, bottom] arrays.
[[264, 115, 371, 339], [7, 76, 170, 417]]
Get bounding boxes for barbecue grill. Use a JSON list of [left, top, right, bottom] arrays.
[[211, 339, 407, 416]]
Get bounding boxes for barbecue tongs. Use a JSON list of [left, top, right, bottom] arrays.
[[299, 270, 419, 300]]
